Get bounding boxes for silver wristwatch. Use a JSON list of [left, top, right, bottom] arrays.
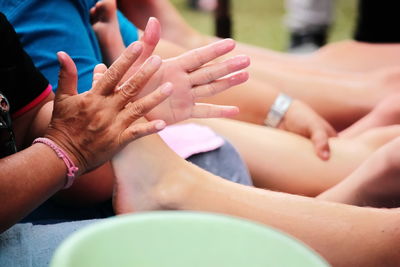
[[264, 93, 293, 127]]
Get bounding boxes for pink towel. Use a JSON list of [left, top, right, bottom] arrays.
[[158, 123, 225, 158]]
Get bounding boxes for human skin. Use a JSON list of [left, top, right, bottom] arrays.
[[117, 0, 400, 131], [50, 2, 400, 204], [192, 119, 400, 195], [27, 17, 251, 206], [112, 128, 400, 267], [318, 137, 400, 208], [1, 41, 175, 232], [95, 0, 337, 160]]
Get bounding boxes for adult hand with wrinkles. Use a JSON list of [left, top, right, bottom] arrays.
[[123, 18, 250, 124], [45, 42, 173, 174]]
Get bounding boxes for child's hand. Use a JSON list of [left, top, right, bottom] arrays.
[[145, 39, 250, 124], [127, 18, 250, 124]]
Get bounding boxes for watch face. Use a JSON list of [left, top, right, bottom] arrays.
[[0, 91, 16, 158]]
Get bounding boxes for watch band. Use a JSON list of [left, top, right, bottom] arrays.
[[264, 93, 293, 127]]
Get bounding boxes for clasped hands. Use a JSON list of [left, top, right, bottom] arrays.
[[45, 18, 249, 174]]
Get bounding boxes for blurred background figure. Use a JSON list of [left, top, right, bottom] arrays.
[[188, 0, 217, 12], [286, 0, 335, 53]]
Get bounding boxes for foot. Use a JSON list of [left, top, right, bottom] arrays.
[[318, 137, 400, 208], [120, 0, 209, 49], [111, 136, 194, 214], [90, 0, 125, 65]]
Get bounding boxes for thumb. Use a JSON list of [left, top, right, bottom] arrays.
[[141, 17, 161, 46], [311, 129, 331, 161], [56, 51, 78, 98], [137, 17, 161, 63]]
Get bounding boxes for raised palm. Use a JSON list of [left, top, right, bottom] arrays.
[[125, 18, 250, 124]]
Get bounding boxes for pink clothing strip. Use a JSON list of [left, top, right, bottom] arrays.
[[33, 137, 78, 189], [12, 84, 52, 118], [158, 123, 225, 159]]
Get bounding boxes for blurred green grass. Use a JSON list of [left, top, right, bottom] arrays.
[[170, 0, 357, 51]]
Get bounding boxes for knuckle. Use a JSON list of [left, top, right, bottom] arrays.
[[129, 102, 146, 118], [206, 83, 217, 96], [134, 69, 147, 83], [193, 50, 206, 66], [120, 51, 132, 62], [121, 82, 140, 99], [129, 127, 140, 138], [204, 69, 215, 82], [106, 66, 119, 83]]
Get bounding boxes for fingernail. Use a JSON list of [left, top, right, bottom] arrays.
[[155, 120, 166, 130], [216, 39, 235, 54], [145, 17, 156, 30], [149, 55, 162, 66], [130, 42, 143, 54], [56, 52, 65, 65], [161, 83, 173, 95], [237, 55, 250, 66], [229, 72, 249, 85], [322, 151, 330, 160]]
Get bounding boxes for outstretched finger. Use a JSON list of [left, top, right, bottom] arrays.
[[178, 39, 236, 72], [92, 63, 107, 88], [56, 51, 78, 98], [191, 103, 239, 119], [118, 82, 173, 125], [93, 41, 143, 95], [192, 72, 249, 98], [189, 55, 250, 86], [116, 55, 162, 106], [119, 119, 166, 146], [136, 17, 161, 64]]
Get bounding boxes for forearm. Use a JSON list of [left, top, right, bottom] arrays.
[[0, 143, 66, 232], [201, 78, 279, 125]]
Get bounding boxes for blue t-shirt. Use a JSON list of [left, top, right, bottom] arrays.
[[0, 0, 139, 93]]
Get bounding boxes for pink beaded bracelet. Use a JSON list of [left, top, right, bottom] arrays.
[[33, 137, 79, 189]]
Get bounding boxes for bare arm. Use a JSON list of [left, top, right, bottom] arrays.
[[30, 100, 115, 206], [0, 144, 67, 232]]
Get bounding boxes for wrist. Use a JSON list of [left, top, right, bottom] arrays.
[[33, 137, 79, 189], [44, 129, 86, 174], [264, 93, 293, 128]]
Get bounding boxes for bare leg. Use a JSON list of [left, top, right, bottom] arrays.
[[112, 131, 400, 267], [192, 119, 400, 195], [117, 1, 400, 129], [318, 137, 400, 208], [341, 93, 400, 138], [90, 0, 125, 66], [118, 0, 400, 72], [124, 26, 398, 131]]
